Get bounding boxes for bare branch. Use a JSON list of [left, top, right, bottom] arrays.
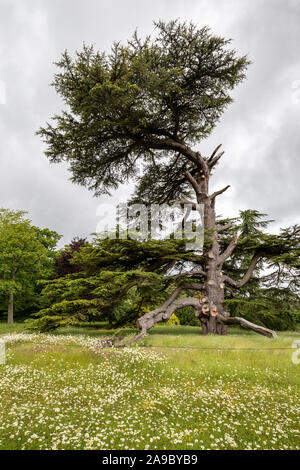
[[218, 232, 239, 265], [224, 285, 235, 297], [209, 185, 230, 201], [209, 144, 222, 159], [173, 198, 198, 210], [136, 286, 183, 330], [208, 152, 225, 170], [181, 282, 205, 291], [171, 270, 207, 279], [216, 221, 233, 232], [184, 170, 201, 194], [195, 151, 209, 174], [217, 314, 277, 339], [115, 332, 146, 348], [223, 253, 261, 288], [162, 297, 201, 320]]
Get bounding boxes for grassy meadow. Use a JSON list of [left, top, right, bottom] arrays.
[[0, 322, 299, 450]]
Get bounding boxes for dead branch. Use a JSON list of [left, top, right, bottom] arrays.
[[209, 185, 230, 201], [208, 144, 222, 162], [218, 232, 239, 265], [217, 314, 277, 339], [184, 170, 201, 194], [223, 253, 261, 287], [208, 147, 225, 169], [216, 221, 233, 232], [181, 282, 205, 291], [173, 198, 199, 210], [171, 270, 207, 279]]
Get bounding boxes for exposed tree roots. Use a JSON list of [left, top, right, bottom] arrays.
[[106, 295, 277, 349]]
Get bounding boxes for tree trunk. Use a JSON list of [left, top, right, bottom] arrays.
[[131, 296, 277, 345], [7, 268, 17, 324], [113, 145, 278, 347], [195, 156, 227, 335], [8, 292, 14, 324]]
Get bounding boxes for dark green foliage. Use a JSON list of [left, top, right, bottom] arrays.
[[27, 237, 185, 331], [0, 209, 61, 321], [225, 289, 300, 331], [220, 211, 300, 330], [176, 306, 200, 326], [38, 20, 249, 199], [28, 212, 300, 332]]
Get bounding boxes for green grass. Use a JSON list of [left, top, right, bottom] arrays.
[[0, 323, 299, 450], [0, 322, 26, 335]]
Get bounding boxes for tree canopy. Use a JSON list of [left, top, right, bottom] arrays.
[[0, 209, 61, 323], [38, 20, 249, 199]]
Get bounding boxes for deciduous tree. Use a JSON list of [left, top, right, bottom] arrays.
[[0, 209, 60, 323]]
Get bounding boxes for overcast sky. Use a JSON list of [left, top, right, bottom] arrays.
[[0, 0, 299, 246]]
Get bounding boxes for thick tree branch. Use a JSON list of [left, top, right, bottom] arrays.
[[181, 282, 205, 291], [216, 221, 233, 232], [195, 151, 209, 174], [171, 270, 207, 279], [217, 314, 277, 339], [208, 145, 225, 170], [209, 185, 230, 201], [115, 332, 146, 348], [208, 144, 222, 162], [136, 286, 183, 331], [148, 138, 201, 167], [161, 297, 201, 320], [173, 198, 198, 210], [223, 253, 262, 288], [184, 170, 201, 194], [218, 232, 239, 265]]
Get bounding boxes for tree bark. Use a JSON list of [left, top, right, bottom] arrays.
[[217, 313, 277, 338], [132, 296, 277, 343], [194, 151, 227, 334], [7, 268, 17, 324], [8, 292, 14, 324]]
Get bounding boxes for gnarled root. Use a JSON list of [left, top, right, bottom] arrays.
[[114, 331, 146, 348], [103, 293, 277, 348], [98, 336, 125, 348], [217, 314, 277, 339]]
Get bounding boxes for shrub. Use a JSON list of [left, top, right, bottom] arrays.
[[176, 306, 200, 326], [167, 313, 180, 325]]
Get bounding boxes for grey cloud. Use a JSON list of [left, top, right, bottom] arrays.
[[0, 0, 299, 245]]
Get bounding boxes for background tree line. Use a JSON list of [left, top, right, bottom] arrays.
[[0, 206, 298, 332]]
